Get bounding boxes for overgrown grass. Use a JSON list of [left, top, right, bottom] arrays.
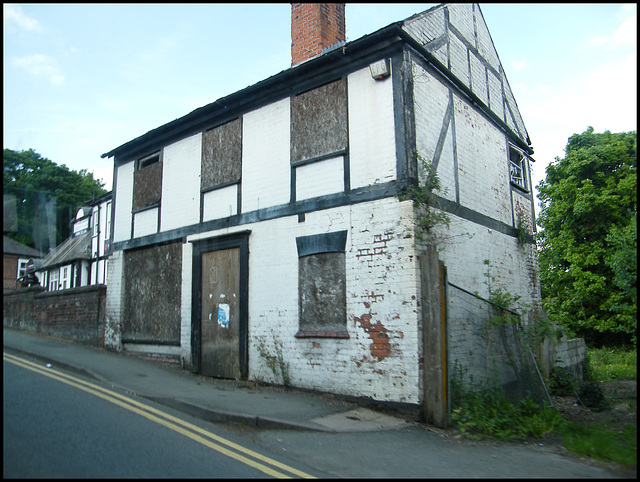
[[587, 346, 637, 381], [451, 347, 637, 468], [558, 422, 637, 467], [451, 388, 564, 441]]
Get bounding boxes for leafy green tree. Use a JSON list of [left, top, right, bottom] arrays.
[[536, 127, 636, 346], [3, 148, 106, 253]]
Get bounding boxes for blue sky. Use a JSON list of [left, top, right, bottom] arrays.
[[3, 3, 637, 213]]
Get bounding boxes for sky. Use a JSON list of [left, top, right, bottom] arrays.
[[3, 3, 637, 214]]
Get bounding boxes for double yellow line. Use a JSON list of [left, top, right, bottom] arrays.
[[3, 352, 315, 479]]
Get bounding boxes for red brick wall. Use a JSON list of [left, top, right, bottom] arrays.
[[4, 255, 21, 291], [291, 3, 345, 66], [3, 285, 107, 346]]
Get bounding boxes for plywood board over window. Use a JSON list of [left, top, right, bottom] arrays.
[[123, 242, 182, 344], [291, 78, 348, 163], [133, 154, 162, 211], [201, 118, 242, 190], [295, 230, 348, 338]]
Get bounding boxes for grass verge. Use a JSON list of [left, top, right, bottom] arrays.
[[558, 421, 636, 467], [452, 346, 637, 469], [587, 347, 637, 381]]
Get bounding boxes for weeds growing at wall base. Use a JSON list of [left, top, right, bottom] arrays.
[[254, 330, 291, 387], [451, 348, 637, 469], [451, 369, 563, 441]]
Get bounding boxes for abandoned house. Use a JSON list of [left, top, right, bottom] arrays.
[[101, 3, 543, 415], [37, 192, 112, 291]]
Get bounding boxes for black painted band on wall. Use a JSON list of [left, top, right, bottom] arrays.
[[296, 230, 348, 257]]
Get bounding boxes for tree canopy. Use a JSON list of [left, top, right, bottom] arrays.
[[3, 148, 107, 253], [536, 127, 637, 346]]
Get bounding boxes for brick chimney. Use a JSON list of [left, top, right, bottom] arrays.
[[291, 3, 346, 66]]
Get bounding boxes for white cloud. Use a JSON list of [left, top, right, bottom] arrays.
[[3, 4, 41, 32], [612, 9, 637, 46], [585, 6, 636, 50], [11, 54, 64, 85], [510, 60, 528, 72]]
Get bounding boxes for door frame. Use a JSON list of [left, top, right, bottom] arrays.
[[191, 231, 250, 379]]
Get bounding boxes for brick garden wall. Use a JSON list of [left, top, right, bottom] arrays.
[[3, 284, 107, 346]]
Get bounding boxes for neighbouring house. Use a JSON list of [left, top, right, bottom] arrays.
[[3, 235, 44, 290], [101, 3, 544, 416], [37, 192, 112, 291]]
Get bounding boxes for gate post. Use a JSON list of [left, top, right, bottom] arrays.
[[421, 245, 449, 427]]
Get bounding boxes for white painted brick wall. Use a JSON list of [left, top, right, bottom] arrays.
[[412, 64, 458, 203], [180, 241, 193, 365], [295, 155, 344, 200], [104, 249, 124, 350], [470, 51, 488, 105], [348, 66, 396, 189], [412, 53, 541, 388], [187, 197, 422, 403], [402, 4, 527, 145], [448, 33, 469, 88], [161, 133, 201, 231], [453, 95, 512, 225], [113, 162, 134, 242], [203, 184, 238, 221], [402, 6, 445, 46], [448, 4, 475, 45], [487, 69, 504, 121], [133, 207, 158, 238], [242, 98, 290, 213]]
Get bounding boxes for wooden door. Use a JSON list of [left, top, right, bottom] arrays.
[[200, 247, 241, 379]]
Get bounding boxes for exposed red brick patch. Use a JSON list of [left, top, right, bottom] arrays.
[[355, 312, 391, 361]]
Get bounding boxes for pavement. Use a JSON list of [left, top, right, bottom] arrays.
[[4, 327, 635, 478], [2, 327, 414, 433]]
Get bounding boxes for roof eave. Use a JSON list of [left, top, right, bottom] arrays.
[[101, 24, 405, 163]]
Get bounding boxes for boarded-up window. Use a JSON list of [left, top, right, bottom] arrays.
[[133, 153, 162, 211], [123, 242, 182, 344], [201, 119, 242, 190], [290, 79, 348, 163], [295, 231, 348, 337]]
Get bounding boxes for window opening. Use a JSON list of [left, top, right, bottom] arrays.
[[138, 152, 160, 170], [49, 270, 59, 291], [105, 202, 112, 240], [92, 210, 99, 237], [295, 231, 348, 338], [17, 259, 29, 279], [509, 146, 527, 190]]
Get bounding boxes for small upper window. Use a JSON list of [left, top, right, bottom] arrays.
[[17, 259, 29, 279], [138, 152, 160, 170], [133, 152, 162, 211], [92, 210, 99, 237], [509, 146, 527, 190], [105, 202, 112, 240]]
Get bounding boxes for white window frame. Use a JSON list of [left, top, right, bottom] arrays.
[[61, 266, 70, 289], [17, 258, 29, 279], [92, 209, 99, 237], [49, 270, 59, 291], [105, 202, 112, 241], [509, 145, 528, 191]]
